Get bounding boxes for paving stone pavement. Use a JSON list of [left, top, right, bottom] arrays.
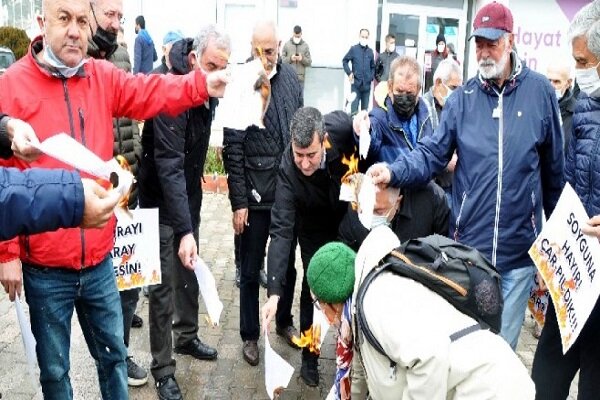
[[0, 193, 578, 399]]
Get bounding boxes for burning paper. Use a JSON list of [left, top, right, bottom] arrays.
[[219, 58, 271, 129], [291, 305, 330, 355], [15, 297, 38, 380], [193, 258, 223, 326], [339, 152, 360, 203], [357, 174, 376, 229], [358, 119, 370, 160], [265, 334, 294, 400]]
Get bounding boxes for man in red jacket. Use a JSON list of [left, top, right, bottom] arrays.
[[0, 0, 226, 398]]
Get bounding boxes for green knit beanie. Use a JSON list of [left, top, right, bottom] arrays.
[[307, 242, 356, 303]]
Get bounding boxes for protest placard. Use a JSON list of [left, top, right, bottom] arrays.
[[529, 183, 600, 353], [111, 208, 161, 291]]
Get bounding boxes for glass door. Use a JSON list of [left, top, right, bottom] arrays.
[[380, 2, 466, 93]]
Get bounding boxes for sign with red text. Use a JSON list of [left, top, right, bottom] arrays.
[[529, 183, 600, 353], [111, 209, 161, 291]]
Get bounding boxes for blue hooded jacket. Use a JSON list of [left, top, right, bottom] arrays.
[[134, 29, 158, 74], [388, 54, 564, 272], [566, 94, 600, 217]]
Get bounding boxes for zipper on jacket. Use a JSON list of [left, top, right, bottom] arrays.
[[530, 191, 539, 238], [453, 191, 467, 241], [492, 89, 505, 267], [62, 80, 77, 139], [79, 108, 86, 268], [24, 235, 30, 258]]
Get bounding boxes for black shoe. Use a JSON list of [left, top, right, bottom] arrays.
[[126, 356, 148, 387], [276, 325, 300, 349], [300, 357, 319, 387], [259, 269, 268, 289], [235, 263, 241, 288], [242, 340, 259, 366], [131, 313, 143, 329], [155, 375, 182, 400], [173, 337, 218, 360]]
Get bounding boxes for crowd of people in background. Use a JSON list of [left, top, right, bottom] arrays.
[[1, 0, 600, 399]]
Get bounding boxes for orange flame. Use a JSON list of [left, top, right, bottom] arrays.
[[120, 253, 132, 265], [341, 150, 359, 183], [291, 324, 322, 355]]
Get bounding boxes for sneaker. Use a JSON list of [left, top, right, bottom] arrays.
[[131, 313, 143, 328], [126, 356, 148, 387], [155, 374, 182, 400], [300, 356, 319, 387]]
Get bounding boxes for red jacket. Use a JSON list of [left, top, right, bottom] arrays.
[[0, 37, 210, 268]]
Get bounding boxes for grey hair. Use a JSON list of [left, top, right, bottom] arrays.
[[388, 55, 423, 88], [193, 24, 231, 56], [290, 107, 325, 148], [569, 1, 600, 59], [433, 59, 462, 84]]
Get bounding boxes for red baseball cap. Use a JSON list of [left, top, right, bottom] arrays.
[[470, 1, 514, 41]]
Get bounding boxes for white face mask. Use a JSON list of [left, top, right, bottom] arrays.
[[359, 39, 368, 47], [555, 88, 563, 100], [575, 62, 600, 97], [441, 83, 454, 105], [387, 43, 395, 52], [293, 37, 301, 45], [370, 214, 390, 229], [437, 44, 445, 53]]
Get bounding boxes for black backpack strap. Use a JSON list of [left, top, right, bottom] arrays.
[[355, 263, 398, 379], [449, 323, 482, 342]]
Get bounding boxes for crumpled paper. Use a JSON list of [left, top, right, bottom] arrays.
[[193, 258, 223, 326], [358, 119, 370, 160], [357, 174, 376, 229]]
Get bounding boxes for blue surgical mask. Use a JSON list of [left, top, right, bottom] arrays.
[[575, 62, 600, 98], [370, 215, 390, 229], [42, 43, 87, 78]]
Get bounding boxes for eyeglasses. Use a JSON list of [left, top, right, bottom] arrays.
[[312, 297, 322, 311]]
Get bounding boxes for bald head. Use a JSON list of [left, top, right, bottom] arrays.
[[251, 20, 279, 75], [252, 20, 278, 44], [546, 58, 573, 99]]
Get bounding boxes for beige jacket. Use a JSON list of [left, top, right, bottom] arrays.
[[281, 38, 312, 82], [351, 226, 535, 400]]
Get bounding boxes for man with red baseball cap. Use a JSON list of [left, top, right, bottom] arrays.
[[367, 0, 564, 352]]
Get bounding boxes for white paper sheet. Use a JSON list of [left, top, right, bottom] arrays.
[[193, 258, 223, 326], [358, 119, 370, 160], [313, 305, 330, 349], [15, 297, 38, 378], [220, 59, 268, 129], [264, 334, 295, 399], [357, 174, 376, 229]]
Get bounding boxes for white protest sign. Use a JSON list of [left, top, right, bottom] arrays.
[[529, 183, 600, 353], [528, 272, 550, 327], [111, 208, 161, 291]]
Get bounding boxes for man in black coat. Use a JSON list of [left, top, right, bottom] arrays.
[[137, 27, 230, 400], [223, 20, 303, 369], [261, 107, 355, 386], [546, 62, 578, 152]]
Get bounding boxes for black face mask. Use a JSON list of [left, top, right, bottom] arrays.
[[392, 93, 417, 119], [91, 25, 118, 57]]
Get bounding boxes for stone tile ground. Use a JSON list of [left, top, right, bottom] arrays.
[[0, 193, 578, 399]]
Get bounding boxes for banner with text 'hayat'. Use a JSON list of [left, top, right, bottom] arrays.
[[529, 183, 600, 353], [111, 209, 161, 291]]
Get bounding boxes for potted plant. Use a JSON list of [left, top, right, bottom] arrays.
[[202, 146, 228, 193]]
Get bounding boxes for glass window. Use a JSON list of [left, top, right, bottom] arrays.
[[388, 13, 419, 58]]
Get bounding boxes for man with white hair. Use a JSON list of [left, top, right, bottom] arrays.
[[367, 1, 564, 351], [546, 57, 577, 152]]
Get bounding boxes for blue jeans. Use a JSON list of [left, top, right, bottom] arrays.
[[499, 265, 536, 350], [350, 87, 371, 115], [23, 255, 127, 400]]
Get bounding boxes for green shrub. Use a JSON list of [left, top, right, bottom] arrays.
[[0, 26, 30, 60], [204, 146, 225, 175]]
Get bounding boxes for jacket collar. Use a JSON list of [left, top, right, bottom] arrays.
[[477, 50, 523, 95], [30, 36, 87, 79], [353, 226, 400, 294]]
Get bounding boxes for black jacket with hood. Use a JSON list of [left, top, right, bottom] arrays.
[[138, 38, 216, 239], [223, 61, 303, 212], [266, 111, 355, 297]]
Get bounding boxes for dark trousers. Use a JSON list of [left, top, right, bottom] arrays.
[[149, 224, 200, 380], [351, 87, 371, 115], [119, 287, 140, 348], [239, 209, 296, 341], [532, 299, 600, 400]]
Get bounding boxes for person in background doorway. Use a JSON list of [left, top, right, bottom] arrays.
[[374, 33, 399, 84], [133, 15, 158, 74], [282, 25, 312, 91], [426, 33, 449, 90], [546, 57, 578, 152], [343, 29, 375, 115]]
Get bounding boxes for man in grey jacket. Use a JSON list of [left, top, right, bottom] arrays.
[[282, 25, 312, 91]]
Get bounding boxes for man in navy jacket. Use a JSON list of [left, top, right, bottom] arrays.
[[343, 29, 375, 115], [368, 1, 564, 350]]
